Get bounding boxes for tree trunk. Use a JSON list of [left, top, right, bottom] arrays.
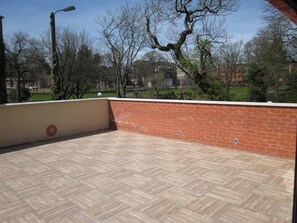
[[120, 86, 125, 98], [116, 70, 127, 98], [116, 78, 122, 98], [0, 16, 7, 104], [17, 71, 21, 102], [75, 81, 80, 99]]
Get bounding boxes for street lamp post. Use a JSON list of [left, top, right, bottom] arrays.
[[0, 15, 7, 104], [50, 6, 75, 100]]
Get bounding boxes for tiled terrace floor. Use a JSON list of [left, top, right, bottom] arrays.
[[0, 130, 294, 223]]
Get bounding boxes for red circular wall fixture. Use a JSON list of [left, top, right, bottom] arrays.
[[46, 124, 58, 137]]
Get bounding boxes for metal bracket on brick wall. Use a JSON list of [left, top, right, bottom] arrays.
[[177, 130, 182, 136]]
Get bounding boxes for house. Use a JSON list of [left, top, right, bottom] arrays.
[[132, 60, 177, 88], [217, 63, 249, 86]]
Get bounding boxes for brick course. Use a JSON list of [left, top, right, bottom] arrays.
[[109, 99, 297, 159]]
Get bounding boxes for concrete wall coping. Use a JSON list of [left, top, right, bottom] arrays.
[[1, 97, 296, 108], [0, 98, 108, 108], [108, 98, 297, 108]]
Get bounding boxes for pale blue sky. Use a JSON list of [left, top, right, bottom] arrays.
[[0, 0, 266, 43]]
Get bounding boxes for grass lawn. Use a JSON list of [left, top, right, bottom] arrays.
[[132, 87, 196, 98], [229, 87, 249, 101], [30, 86, 250, 102], [31, 93, 52, 101], [83, 91, 117, 98], [139, 87, 249, 101], [31, 91, 117, 101]]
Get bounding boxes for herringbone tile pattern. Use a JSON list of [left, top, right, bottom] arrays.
[[0, 131, 294, 222]]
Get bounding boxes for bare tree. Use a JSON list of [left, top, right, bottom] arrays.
[[263, 3, 297, 62], [5, 32, 31, 102], [29, 38, 52, 76], [244, 6, 289, 102], [0, 16, 7, 103], [145, 0, 238, 94], [36, 28, 100, 99], [217, 40, 243, 92], [98, 4, 147, 98]]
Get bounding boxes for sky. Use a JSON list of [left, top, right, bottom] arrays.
[[0, 0, 267, 44]]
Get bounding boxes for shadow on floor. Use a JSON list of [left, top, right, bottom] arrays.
[[0, 129, 116, 155]]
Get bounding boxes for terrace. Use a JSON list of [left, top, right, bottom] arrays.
[[0, 98, 297, 222]]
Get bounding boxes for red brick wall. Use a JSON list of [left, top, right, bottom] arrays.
[[109, 99, 297, 159]]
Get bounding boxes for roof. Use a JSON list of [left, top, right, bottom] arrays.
[[268, 0, 297, 24]]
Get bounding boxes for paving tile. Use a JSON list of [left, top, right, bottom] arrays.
[[24, 191, 62, 212], [38, 200, 80, 221], [163, 208, 216, 223], [206, 186, 246, 204], [161, 187, 197, 206], [103, 211, 159, 223], [87, 199, 130, 221], [0, 130, 293, 222], [187, 195, 230, 217], [220, 206, 271, 223], [239, 193, 278, 213], [138, 198, 183, 221], [115, 189, 157, 208], [0, 201, 35, 222], [224, 177, 260, 194], [69, 189, 110, 209]]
